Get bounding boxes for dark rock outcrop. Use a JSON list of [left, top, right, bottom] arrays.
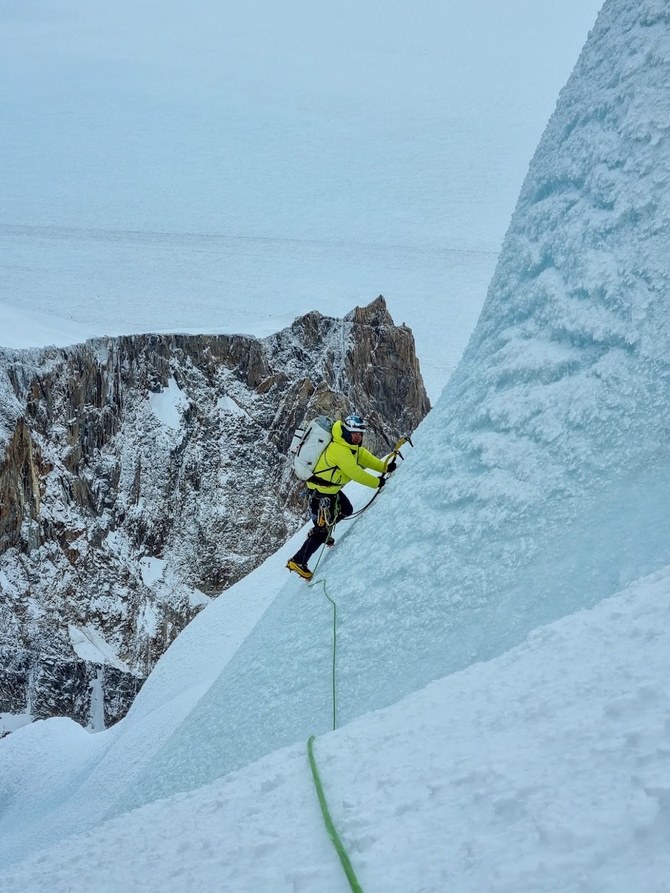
[[0, 297, 429, 729]]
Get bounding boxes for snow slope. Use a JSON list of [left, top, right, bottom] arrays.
[[2, 563, 670, 892], [0, 522, 314, 864]]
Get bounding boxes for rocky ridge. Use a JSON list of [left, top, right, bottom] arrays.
[[0, 297, 429, 730]]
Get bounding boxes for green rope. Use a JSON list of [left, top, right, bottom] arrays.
[[308, 575, 337, 730], [306, 529, 364, 891], [307, 483, 384, 728], [307, 735, 365, 893]]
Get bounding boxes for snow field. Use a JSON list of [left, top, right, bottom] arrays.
[[2, 565, 670, 892], [0, 229, 497, 403]]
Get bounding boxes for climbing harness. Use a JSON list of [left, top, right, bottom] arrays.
[[317, 496, 332, 527]]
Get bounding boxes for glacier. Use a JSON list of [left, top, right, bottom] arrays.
[[123, 0, 670, 808]]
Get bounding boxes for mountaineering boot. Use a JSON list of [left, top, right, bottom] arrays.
[[326, 536, 335, 547], [286, 560, 313, 581]]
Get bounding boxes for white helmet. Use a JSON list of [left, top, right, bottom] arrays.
[[342, 414, 367, 436]]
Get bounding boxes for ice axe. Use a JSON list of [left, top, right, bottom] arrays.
[[379, 433, 413, 485], [391, 433, 413, 459], [347, 433, 413, 518]]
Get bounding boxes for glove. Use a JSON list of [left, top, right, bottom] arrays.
[[377, 475, 386, 489], [386, 458, 397, 474]]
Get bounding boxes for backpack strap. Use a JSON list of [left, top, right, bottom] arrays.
[[307, 466, 338, 488], [308, 441, 339, 488]]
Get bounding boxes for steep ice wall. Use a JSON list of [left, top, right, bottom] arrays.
[[128, 0, 670, 807]]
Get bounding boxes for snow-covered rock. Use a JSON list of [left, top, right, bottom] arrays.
[[0, 296, 429, 727]]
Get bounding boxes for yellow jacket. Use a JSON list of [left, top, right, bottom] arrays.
[[308, 420, 389, 493]]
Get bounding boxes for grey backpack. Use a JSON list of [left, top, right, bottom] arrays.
[[289, 416, 334, 481]]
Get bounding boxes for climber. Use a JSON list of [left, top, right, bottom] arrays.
[[286, 414, 396, 580]]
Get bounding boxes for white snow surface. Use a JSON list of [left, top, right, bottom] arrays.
[[148, 378, 189, 430], [216, 394, 249, 418], [2, 560, 670, 892], [0, 713, 32, 738], [67, 625, 132, 673], [139, 556, 166, 587]]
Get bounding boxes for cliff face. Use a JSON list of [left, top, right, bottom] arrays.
[[0, 296, 429, 729]]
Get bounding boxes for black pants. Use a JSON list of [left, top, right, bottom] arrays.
[[291, 490, 353, 567]]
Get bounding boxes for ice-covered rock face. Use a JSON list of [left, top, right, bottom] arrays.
[[124, 0, 670, 808]]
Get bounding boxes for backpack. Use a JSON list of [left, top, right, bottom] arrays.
[[290, 415, 334, 482]]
